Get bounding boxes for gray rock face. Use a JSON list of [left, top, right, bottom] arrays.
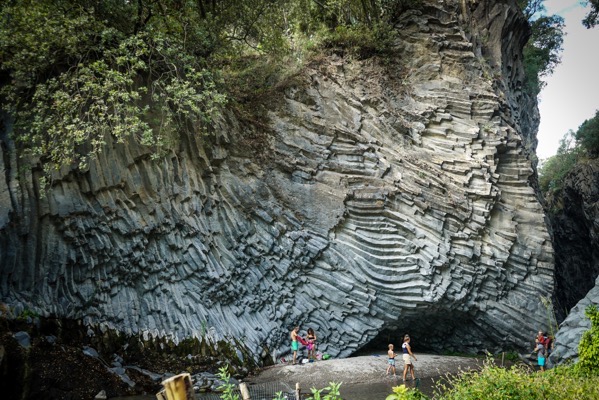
[[0, 0, 553, 360], [549, 276, 599, 366], [546, 161, 599, 321]]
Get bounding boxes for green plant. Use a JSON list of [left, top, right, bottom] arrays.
[[386, 384, 429, 400], [273, 391, 286, 400], [307, 382, 343, 400], [576, 305, 599, 374], [540, 295, 559, 338], [434, 360, 599, 400], [216, 365, 240, 400], [16, 308, 40, 320]]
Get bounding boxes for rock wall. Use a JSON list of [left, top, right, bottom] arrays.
[[549, 276, 599, 366], [546, 160, 599, 321], [0, 0, 554, 361]]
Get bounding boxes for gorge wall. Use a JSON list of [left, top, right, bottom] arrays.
[[546, 160, 599, 322], [0, 0, 555, 362], [545, 159, 599, 365]]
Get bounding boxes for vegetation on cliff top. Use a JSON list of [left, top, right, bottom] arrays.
[[539, 109, 599, 198], [0, 0, 574, 182], [0, 0, 422, 181]]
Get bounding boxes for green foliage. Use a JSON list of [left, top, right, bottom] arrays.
[[307, 382, 343, 400], [576, 305, 599, 374], [16, 308, 40, 321], [538, 130, 579, 194], [318, 22, 396, 58], [0, 0, 228, 179], [0, 0, 424, 178], [435, 362, 599, 400], [583, 0, 599, 28], [386, 384, 429, 400], [522, 13, 564, 95], [273, 391, 286, 400], [217, 365, 240, 400], [575, 110, 599, 155]]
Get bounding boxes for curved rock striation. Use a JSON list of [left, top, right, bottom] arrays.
[[0, 0, 553, 361]]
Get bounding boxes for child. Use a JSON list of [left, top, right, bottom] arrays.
[[290, 326, 300, 365], [386, 344, 397, 377]]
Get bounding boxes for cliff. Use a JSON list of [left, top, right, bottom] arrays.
[[0, 0, 554, 361], [545, 159, 599, 364]]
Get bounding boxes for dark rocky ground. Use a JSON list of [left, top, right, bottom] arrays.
[[0, 315, 527, 400], [0, 316, 245, 400]]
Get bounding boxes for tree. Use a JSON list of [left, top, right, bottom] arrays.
[[538, 131, 579, 194], [518, 1, 564, 96], [583, 0, 599, 28], [575, 110, 599, 154], [0, 0, 290, 176]]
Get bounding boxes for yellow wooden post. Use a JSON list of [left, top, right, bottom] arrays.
[[239, 382, 251, 400], [160, 373, 195, 400]]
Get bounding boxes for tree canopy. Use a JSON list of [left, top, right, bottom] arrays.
[[0, 0, 421, 179], [583, 0, 599, 28], [518, 0, 564, 96]]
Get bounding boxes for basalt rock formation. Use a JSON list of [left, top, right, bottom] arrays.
[[549, 276, 599, 366], [544, 159, 599, 365], [545, 160, 599, 322], [0, 0, 554, 363]]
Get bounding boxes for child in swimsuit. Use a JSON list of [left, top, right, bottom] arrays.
[[386, 343, 397, 377]]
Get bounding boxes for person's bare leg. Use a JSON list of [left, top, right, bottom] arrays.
[[403, 364, 408, 381], [411, 364, 415, 380], [293, 350, 297, 365]]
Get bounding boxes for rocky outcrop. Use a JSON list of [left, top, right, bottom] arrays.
[[0, 0, 553, 362], [549, 276, 599, 365], [546, 160, 599, 321]]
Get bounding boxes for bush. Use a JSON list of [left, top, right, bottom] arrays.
[[386, 384, 428, 400], [434, 362, 599, 400], [576, 305, 599, 374]]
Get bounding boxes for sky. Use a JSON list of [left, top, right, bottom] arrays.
[[535, 0, 599, 160]]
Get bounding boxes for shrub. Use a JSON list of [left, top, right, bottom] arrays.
[[433, 362, 599, 400], [576, 305, 599, 374], [386, 384, 429, 400]]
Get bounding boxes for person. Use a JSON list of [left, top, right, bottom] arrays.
[[543, 332, 554, 356], [306, 328, 317, 362], [534, 338, 547, 372], [290, 326, 300, 365], [386, 344, 397, 377], [402, 334, 417, 382], [536, 331, 548, 351]]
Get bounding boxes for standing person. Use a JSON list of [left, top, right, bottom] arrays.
[[534, 338, 547, 372], [402, 334, 417, 382], [290, 326, 300, 365], [536, 331, 548, 350], [306, 328, 317, 362], [386, 344, 397, 377]]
